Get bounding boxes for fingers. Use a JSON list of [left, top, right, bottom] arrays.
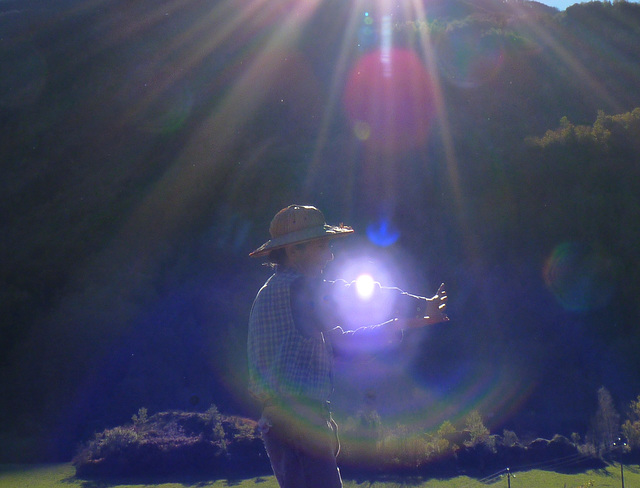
[[434, 283, 447, 300], [401, 283, 450, 330], [434, 283, 448, 318]]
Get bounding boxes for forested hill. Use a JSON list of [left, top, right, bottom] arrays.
[[2, 0, 640, 462]]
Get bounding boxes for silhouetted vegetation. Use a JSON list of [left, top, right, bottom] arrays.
[[75, 402, 639, 480], [73, 406, 268, 478], [622, 395, 640, 450]]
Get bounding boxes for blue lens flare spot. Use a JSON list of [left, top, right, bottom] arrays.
[[366, 219, 400, 247]]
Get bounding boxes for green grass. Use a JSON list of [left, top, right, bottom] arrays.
[[0, 463, 637, 488], [0, 464, 280, 488]]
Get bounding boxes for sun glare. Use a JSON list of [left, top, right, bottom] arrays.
[[355, 273, 376, 299]]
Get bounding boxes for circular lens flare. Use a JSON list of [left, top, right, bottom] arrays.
[[543, 242, 617, 312], [436, 27, 505, 89], [343, 47, 435, 152]]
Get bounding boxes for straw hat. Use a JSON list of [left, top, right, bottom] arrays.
[[249, 205, 354, 258]]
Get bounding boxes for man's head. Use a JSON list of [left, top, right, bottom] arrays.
[[250, 205, 354, 275]]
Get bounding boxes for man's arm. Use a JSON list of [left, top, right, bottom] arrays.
[[325, 282, 449, 353]]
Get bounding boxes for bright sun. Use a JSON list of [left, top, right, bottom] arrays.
[[355, 273, 376, 299]]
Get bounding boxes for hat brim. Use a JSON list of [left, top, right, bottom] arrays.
[[249, 224, 354, 258]]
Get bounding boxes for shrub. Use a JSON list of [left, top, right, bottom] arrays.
[[73, 405, 267, 479], [380, 425, 431, 469], [338, 409, 384, 468], [339, 416, 460, 473], [132, 407, 148, 426], [502, 429, 520, 448], [622, 395, 640, 450], [92, 426, 140, 458], [435, 420, 457, 453], [548, 434, 579, 459], [464, 410, 490, 448]]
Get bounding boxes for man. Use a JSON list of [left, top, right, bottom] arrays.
[[247, 204, 448, 488]]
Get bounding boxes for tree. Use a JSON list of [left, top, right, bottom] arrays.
[[621, 395, 640, 450], [465, 410, 490, 447], [590, 386, 621, 452]]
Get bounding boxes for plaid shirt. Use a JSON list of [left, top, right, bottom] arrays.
[[248, 269, 416, 404], [248, 269, 334, 403]]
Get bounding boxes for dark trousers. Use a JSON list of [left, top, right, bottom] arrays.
[[259, 400, 342, 488]]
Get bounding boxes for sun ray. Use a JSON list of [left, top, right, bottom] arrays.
[[303, 0, 369, 197], [505, 2, 623, 113], [403, 0, 481, 262], [112, 0, 325, 243]]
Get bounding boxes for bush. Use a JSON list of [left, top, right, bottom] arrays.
[[339, 416, 460, 474], [74, 404, 617, 479], [73, 405, 268, 479], [464, 410, 490, 447], [622, 395, 640, 450]]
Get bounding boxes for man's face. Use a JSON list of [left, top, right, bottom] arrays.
[[287, 239, 334, 277]]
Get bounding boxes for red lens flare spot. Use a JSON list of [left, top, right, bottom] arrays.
[[343, 48, 435, 152]]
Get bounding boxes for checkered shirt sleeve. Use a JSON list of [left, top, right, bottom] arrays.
[[247, 270, 333, 403]]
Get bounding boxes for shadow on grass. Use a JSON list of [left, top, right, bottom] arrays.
[[340, 453, 610, 485], [65, 468, 274, 488], [625, 464, 640, 474], [340, 464, 459, 487], [546, 456, 607, 475], [345, 474, 430, 486]]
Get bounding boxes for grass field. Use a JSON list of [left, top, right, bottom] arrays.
[[0, 463, 637, 488]]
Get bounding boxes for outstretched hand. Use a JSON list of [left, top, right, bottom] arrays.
[[396, 283, 449, 330]]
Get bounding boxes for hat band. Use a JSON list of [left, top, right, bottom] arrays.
[[250, 224, 353, 257]]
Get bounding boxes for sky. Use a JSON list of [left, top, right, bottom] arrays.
[[544, 0, 581, 8]]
